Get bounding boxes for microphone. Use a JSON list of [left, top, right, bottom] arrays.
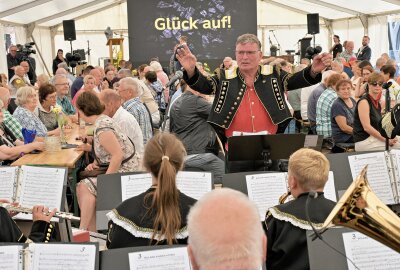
[[383, 81, 393, 89], [166, 70, 183, 88], [269, 30, 274, 32]]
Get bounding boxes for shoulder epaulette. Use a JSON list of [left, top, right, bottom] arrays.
[[225, 67, 238, 79], [260, 64, 273, 76]]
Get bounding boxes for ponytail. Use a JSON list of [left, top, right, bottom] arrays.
[[143, 133, 186, 245]]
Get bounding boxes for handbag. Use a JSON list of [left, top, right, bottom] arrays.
[[78, 126, 136, 180]]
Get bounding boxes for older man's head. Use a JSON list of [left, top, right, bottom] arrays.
[[187, 188, 266, 270], [98, 89, 122, 118], [0, 87, 11, 108], [118, 77, 140, 102]]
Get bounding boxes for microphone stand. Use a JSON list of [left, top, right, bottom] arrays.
[[384, 82, 392, 151], [87, 40, 91, 65], [270, 30, 281, 55]]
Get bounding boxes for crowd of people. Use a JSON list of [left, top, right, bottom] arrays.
[[1, 32, 399, 269]]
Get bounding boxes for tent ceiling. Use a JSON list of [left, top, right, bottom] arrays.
[[0, 0, 400, 27]]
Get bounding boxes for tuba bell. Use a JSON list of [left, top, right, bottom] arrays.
[[320, 165, 400, 252]]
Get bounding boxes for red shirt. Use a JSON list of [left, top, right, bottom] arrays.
[[225, 85, 278, 139]]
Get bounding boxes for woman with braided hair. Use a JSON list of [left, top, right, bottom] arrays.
[[106, 133, 197, 248]]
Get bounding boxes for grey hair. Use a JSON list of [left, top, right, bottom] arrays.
[[120, 77, 139, 94], [16, 86, 36, 106], [118, 68, 132, 77], [236, 33, 261, 50], [187, 188, 264, 270]]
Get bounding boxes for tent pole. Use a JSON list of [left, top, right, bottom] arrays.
[[30, 35, 51, 76]]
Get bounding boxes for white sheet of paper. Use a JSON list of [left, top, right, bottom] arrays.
[[0, 167, 18, 201], [121, 171, 212, 202], [176, 171, 212, 200], [121, 173, 152, 201], [29, 243, 96, 270], [323, 171, 337, 202], [389, 149, 400, 202], [0, 245, 23, 270], [342, 232, 400, 270], [128, 247, 191, 270], [348, 152, 395, 204], [246, 173, 288, 221], [304, 135, 319, 148], [15, 166, 65, 221]]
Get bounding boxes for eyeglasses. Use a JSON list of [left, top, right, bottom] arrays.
[[370, 81, 384, 87], [55, 83, 69, 86], [47, 95, 57, 100], [235, 50, 260, 56]]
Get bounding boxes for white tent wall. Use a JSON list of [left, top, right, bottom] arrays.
[[31, 27, 53, 76], [53, 2, 129, 71], [257, 2, 329, 62]]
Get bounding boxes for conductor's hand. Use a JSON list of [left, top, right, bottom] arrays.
[[175, 43, 197, 78], [311, 52, 332, 73], [32, 205, 56, 223]]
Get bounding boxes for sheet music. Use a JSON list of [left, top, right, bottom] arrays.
[[0, 167, 18, 201], [389, 149, 400, 202], [342, 232, 400, 270], [15, 166, 65, 220], [176, 171, 212, 200], [121, 173, 152, 201], [348, 152, 395, 204], [0, 245, 23, 270], [128, 247, 191, 270], [246, 173, 288, 221], [323, 171, 337, 202], [29, 243, 96, 270]]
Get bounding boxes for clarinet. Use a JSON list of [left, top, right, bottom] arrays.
[[0, 202, 80, 221]]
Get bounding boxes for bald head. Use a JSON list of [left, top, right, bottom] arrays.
[[187, 189, 266, 270], [0, 87, 10, 107], [14, 66, 25, 77], [90, 68, 102, 86], [55, 68, 67, 75]]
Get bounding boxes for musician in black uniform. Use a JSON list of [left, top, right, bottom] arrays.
[[176, 34, 332, 147], [264, 148, 336, 270], [106, 133, 197, 249], [0, 200, 56, 243]]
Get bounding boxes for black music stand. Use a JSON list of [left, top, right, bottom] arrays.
[[227, 134, 306, 172]]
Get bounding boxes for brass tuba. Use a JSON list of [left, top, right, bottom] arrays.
[[320, 165, 400, 253]]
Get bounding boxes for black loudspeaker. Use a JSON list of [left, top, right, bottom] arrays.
[[307, 13, 320, 35], [63, 20, 76, 41], [300, 37, 312, 59]]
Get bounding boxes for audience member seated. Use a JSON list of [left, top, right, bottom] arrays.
[[339, 40, 355, 62], [54, 74, 76, 123], [265, 148, 335, 270], [187, 188, 266, 270], [145, 71, 167, 114], [137, 78, 160, 127], [169, 81, 224, 183], [307, 70, 335, 134], [72, 75, 97, 106], [0, 87, 23, 141], [316, 73, 342, 138], [0, 100, 44, 163], [107, 133, 197, 248], [9, 65, 31, 114], [354, 65, 373, 99], [103, 66, 116, 89], [353, 72, 400, 151], [71, 66, 94, 99], [36, 84, 59, 131], [99, 89, 144, 157], [331, 79, 356, 152], [150, 61, 169, 87], [0, 199, 56, 242], [118, 77, 153, 145], [35, 73, 50, 90], [381, 64, 400, 107], [13, 86, 59, 138], [349, 59, 361, 88], [76, 91, 140, 231]]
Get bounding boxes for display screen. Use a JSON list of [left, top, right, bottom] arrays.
[[127, 0, 257, 69]]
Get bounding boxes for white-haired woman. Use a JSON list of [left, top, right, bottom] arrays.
[[13, 86, 59, 138]]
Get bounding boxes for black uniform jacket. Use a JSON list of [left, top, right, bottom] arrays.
[[184, 65, 322, 144], [264, 192, 335, 270]]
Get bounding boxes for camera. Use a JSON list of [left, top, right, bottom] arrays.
[[65, 52, 82, 68], [18, 42, 36, 61]]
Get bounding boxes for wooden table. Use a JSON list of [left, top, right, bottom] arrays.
[[12, 124, 85, 168]]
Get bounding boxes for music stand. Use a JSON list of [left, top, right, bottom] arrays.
[[227, 134, 306, 172]]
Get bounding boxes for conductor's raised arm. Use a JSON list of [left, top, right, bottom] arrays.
[[176, 43, 197, 79]]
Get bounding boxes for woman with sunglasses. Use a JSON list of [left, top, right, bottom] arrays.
[[353, 72, 400, 151]]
